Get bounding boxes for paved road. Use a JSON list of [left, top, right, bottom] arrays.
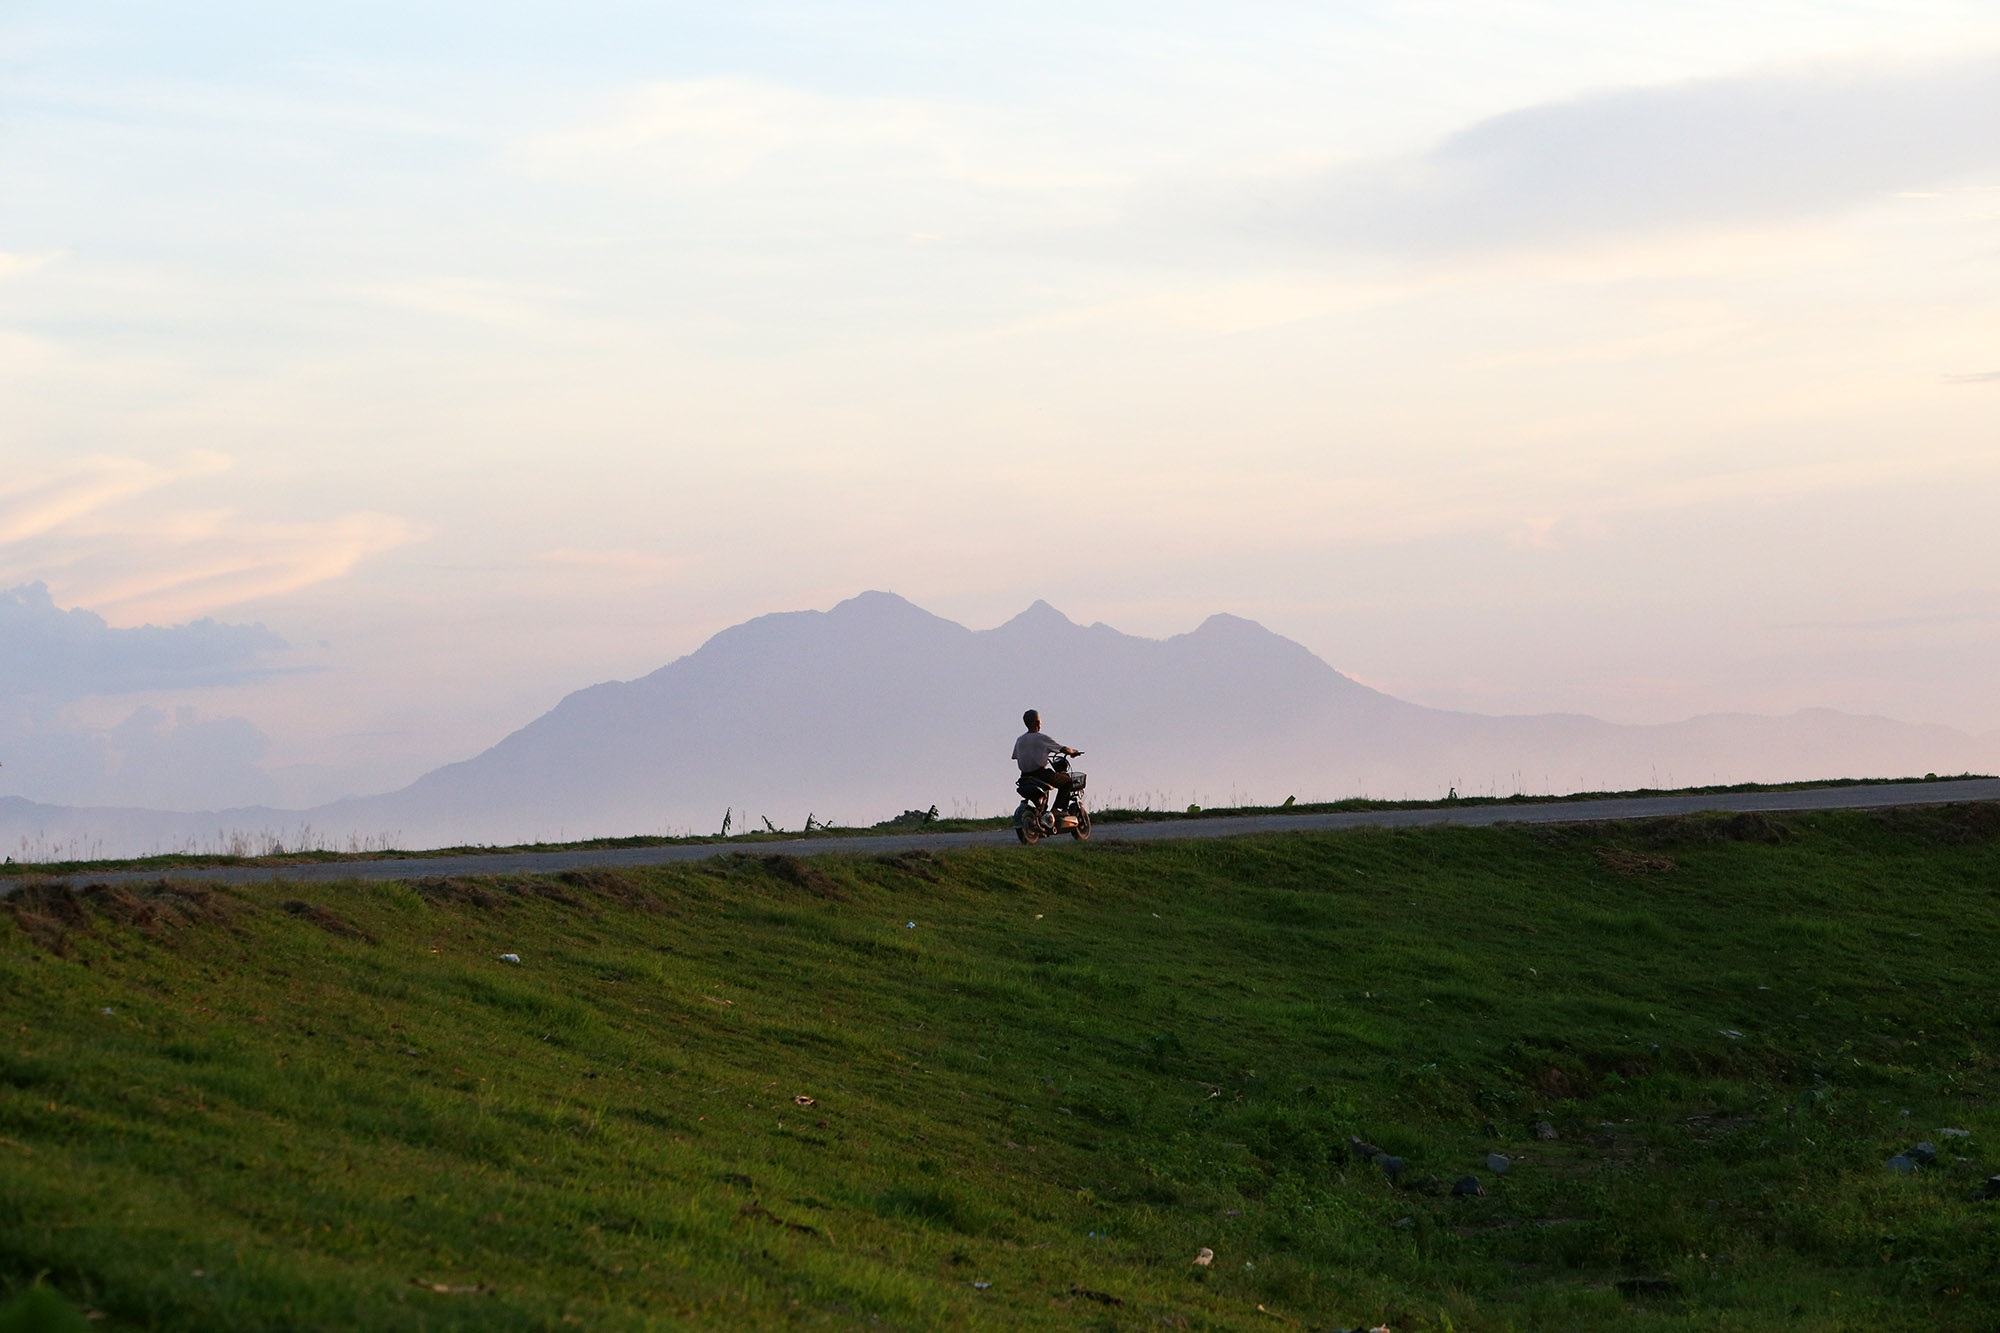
[[13, 777, 1998, 892]]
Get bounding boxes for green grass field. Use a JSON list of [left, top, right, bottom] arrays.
[[4, 804, 1999, 1330]]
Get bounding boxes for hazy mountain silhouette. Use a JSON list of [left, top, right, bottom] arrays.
[[273, 591, 2000, 845], [6, 591, 1993, 856]]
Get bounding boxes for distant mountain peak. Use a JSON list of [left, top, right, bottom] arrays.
[[832, 588, 912, 608], [995, 599, 1075, 632], [1182, 610, 1307, 655], [1192, 612, 1269, 635], [818, 590, 967, 637], [828, 589, 927, 617]]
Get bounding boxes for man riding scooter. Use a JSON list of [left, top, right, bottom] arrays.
[[1012, 709, 1084, 828]]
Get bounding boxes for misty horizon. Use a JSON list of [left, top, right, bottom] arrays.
[[5, 589, 1992, 859]]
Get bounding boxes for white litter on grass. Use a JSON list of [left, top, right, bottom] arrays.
[[499, 953, 521, 964], [100, 1007, 114, 1016], [906, 922, 917, 929], [1718, 1029, 1743, 1039], [1192, 1247, 1214, 1267]]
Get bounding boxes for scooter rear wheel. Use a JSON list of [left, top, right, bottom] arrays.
[[1014, 805, 1042, 845]]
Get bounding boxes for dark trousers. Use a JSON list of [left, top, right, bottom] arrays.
[[1024, 768, 1076, 808]]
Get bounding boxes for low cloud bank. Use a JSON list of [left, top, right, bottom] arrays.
[[0, 704, 278, 812], [0, 582, 288, 699], [0, 584, 289, 810]]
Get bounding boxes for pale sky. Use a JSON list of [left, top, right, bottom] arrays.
[[4, 1, 1998, 810]]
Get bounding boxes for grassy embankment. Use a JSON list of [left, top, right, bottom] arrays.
[[3, 804, 1999, 1330]]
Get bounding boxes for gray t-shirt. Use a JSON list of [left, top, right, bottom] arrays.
[[1012, 730, 1067, 773]]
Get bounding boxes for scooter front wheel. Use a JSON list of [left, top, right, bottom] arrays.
[[1070, 807, 1091, 840]]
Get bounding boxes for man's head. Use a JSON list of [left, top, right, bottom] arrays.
[[1023, 709, 1041, 732]]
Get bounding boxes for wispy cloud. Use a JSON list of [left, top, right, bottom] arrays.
[[77, 510, 422, 624], [0, 455, 424, 623], [1778, 607, 2000, 633], [0, 251, 63, 282], [0, 453, 229, 544], [535, 547, 691, 589], [1284, 55, 2000, 254], [1065, 446, 2000, 558], [357, 277, 588, 333], [523, 78, 934, 182], [1945, 370, 2000, 384], [517, 77, 1121, 195]]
